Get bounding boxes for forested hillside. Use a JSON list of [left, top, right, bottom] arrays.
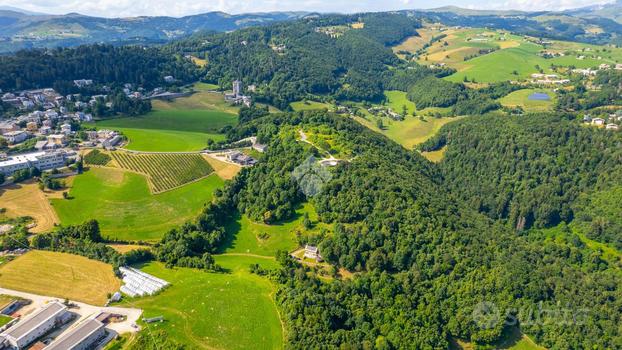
[[177, 13, 421, 109], [155, 108, 621, 349], [421, 113, 622, 230], [0, 44, 201, 91]]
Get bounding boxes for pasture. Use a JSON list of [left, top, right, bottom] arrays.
[[110, 152, 214, 193], [96, 90, 238, 152], [499, 89, 556, 112], [51, 167, 224, 242], [0, 180, 59, 233], [290, 100, 333, 111], [0, 251, 120, 306], [122, 256, 282, 349], [219, 203, 322, 256], [400, 26, 622, 83]]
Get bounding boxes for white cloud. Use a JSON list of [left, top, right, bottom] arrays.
[[0, 0, 616, 17]]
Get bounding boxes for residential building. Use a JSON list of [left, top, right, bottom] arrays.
[[2, 131, 29, 144], [226, 151, 257, 166], [47, 134, 68, 146], [73, 79, 93, 88], [606, 123, 619, 130], [592, 118, 605, 126], [0, 122, 19, 134], [303, 245, 322, 262], [43, 318, 105, 350], [0, 302, 69, 349]]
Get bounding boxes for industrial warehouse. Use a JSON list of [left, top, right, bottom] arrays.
[[0, 302, 70, 349]]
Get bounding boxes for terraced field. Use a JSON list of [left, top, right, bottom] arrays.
[[110, 152, 213, 193]]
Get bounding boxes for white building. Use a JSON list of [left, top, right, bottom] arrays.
[[0, 302, 69, 349], [73, 79, 93, 88], [606, 123, 619, 130], [44, 318, 106, 350], [2, 131, 28, 144], [303, 245, 322, 262], [0, 150, 71, 175], [592, 118, 605, 126]]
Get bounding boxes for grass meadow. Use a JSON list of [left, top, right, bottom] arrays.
[[499, 89, 556, 112], [0, 251, 120, 305], [121, 256, 283, 349], [51, 167, 223, 242], [95, 89, 238, 152]]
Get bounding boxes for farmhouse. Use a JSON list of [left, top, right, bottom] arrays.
[[0, 302, 70, 350], [0, 150, 73, 175], [44, 318, 105, 350], [606, 123, 619, 130], [226, 151, 257, 166], [119, 266, 169, 297], [303, 245, 323, 262]]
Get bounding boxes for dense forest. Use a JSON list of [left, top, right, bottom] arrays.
[[154, 108, 621, 349], [0, 44, 201, 92]]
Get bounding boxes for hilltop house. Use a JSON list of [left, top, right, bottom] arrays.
[[303, 245, 323, 262]]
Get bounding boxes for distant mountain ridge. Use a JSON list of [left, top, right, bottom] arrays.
[[0, 9, 311, 53]]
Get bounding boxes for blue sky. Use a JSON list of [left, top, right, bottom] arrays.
[[0, 0, 615, 17]]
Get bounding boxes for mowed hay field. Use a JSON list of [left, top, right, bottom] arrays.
[[96, 90, 238, 152], [0, 251, 120, 305], [51, 167, 224, 242], [124, 256, 283, 350], [202, 154, 241, 180], [110, 152, 214, 193], [0, 181, 59, 233]]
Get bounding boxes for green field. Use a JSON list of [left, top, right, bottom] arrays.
[[109, 127, 225, 152], [290, 100, 333, 111], [96, 90, 238, 152], [0, 315, 12, 327], [51, 167, 223, 242], [219, 203, 321, 256], [122, 256, 282, 349], [403, 26, 622, 83], [499, 89, 556, 112], [384, 90, 417, 114], [110, 152, 214, 193]]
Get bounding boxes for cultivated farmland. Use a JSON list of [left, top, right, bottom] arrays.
[[110, 152, 213, 193], [51, 167, 224, 241], [0, 250, 120, 306]]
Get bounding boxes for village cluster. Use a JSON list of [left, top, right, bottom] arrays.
[[530, 63, 622, 85], [583, 111, 622, 130]]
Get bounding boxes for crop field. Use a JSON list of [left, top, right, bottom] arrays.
[[51, 167, 224, 242], [83, 149, 111, 166], [499, 89, 556, 112], [110, 152, 213, 193], [122, 256, 282, 349], [0, 251, 120, 306], [0, 180, 59, 233]]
